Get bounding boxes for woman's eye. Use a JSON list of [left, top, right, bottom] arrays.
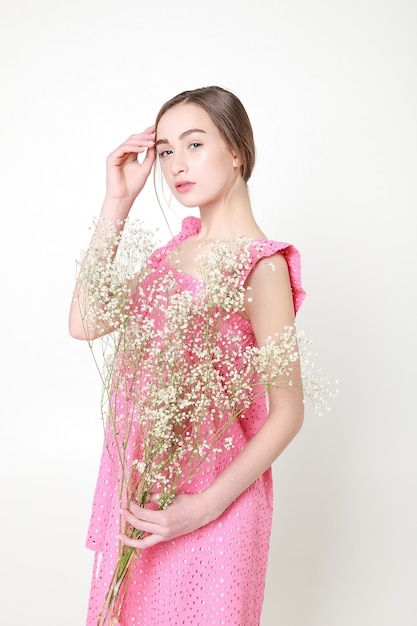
[[159, 149, 173, 158], [189, 142, 201, 150]]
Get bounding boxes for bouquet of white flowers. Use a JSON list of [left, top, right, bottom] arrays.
[[76, 218, 336, 625]]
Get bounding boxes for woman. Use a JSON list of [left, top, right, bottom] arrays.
[[70, 86, 305, 625]]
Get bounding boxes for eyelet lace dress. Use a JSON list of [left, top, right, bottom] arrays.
[[85, 216, 305, 625]]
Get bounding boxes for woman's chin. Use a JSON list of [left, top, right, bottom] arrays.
[[175, 196, 200, 209]]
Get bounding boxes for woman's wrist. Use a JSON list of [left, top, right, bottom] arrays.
[[199, 483, 234, 524], [99, 195, 135, 223]]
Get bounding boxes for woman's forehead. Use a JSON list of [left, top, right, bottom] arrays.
[[156, 103, 214, 140]]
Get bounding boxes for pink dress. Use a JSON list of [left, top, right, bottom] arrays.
[[86, 217, 305, 625]]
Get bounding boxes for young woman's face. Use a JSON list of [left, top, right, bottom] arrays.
[[155, 103, 239, 209]]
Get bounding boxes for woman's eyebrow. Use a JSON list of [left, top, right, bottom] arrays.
[[155, 128, 206, 147]]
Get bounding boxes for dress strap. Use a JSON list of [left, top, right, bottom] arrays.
[[147, 216, 201, 269]]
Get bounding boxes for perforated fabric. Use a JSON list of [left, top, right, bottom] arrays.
[[85, 217, 305, 625]]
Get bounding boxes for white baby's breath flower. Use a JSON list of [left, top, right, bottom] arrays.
[[78, 218, 337, 624]]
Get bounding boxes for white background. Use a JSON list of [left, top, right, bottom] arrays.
[[1, 1, 416, 624]]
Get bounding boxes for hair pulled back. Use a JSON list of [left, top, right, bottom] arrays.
[[155, 86, 255, 183]]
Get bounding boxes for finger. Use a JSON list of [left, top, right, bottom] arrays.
[[120, 139, 155, 152], [128, 502, 149, 517], [119, 508, 169, 549], [121, 504, 167, 534], [140, 146, 156, 171], [119, 531, 163, 550], [129, 501, 166, 520], [107, 143, 154, 168], [125, 135, 155, 145], [118, 533, 144, 549], [110, 134, 155, 155], [121, 507, 156, 533], [125, 130, 155, 144]]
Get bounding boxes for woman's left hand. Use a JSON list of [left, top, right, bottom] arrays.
[[119, 492, 218, 549]]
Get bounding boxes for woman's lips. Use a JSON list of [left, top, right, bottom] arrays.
[[175, 181, 195, 193]]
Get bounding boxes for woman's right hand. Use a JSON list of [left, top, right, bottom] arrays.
[[105, 126, 156, 203], [68, 127, 156, 341]]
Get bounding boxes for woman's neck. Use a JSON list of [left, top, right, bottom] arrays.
[[196, 180, 265, 241]]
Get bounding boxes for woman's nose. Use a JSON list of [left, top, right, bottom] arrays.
[[171, 154, 188, 175]]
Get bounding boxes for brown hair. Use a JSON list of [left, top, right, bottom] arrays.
[[155, 86, 255, 183]]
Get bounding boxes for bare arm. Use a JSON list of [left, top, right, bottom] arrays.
[[202, 253, 304, 514], [121, 252, 304, 547], [69, 128, 156, 340]]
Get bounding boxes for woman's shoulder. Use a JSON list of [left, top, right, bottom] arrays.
[[248, 236, 302, 270], [250, 236, 296, 256], [246, 237, 306, 314]]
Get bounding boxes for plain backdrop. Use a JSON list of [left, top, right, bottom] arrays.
[[1, 1, 416, 624]]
